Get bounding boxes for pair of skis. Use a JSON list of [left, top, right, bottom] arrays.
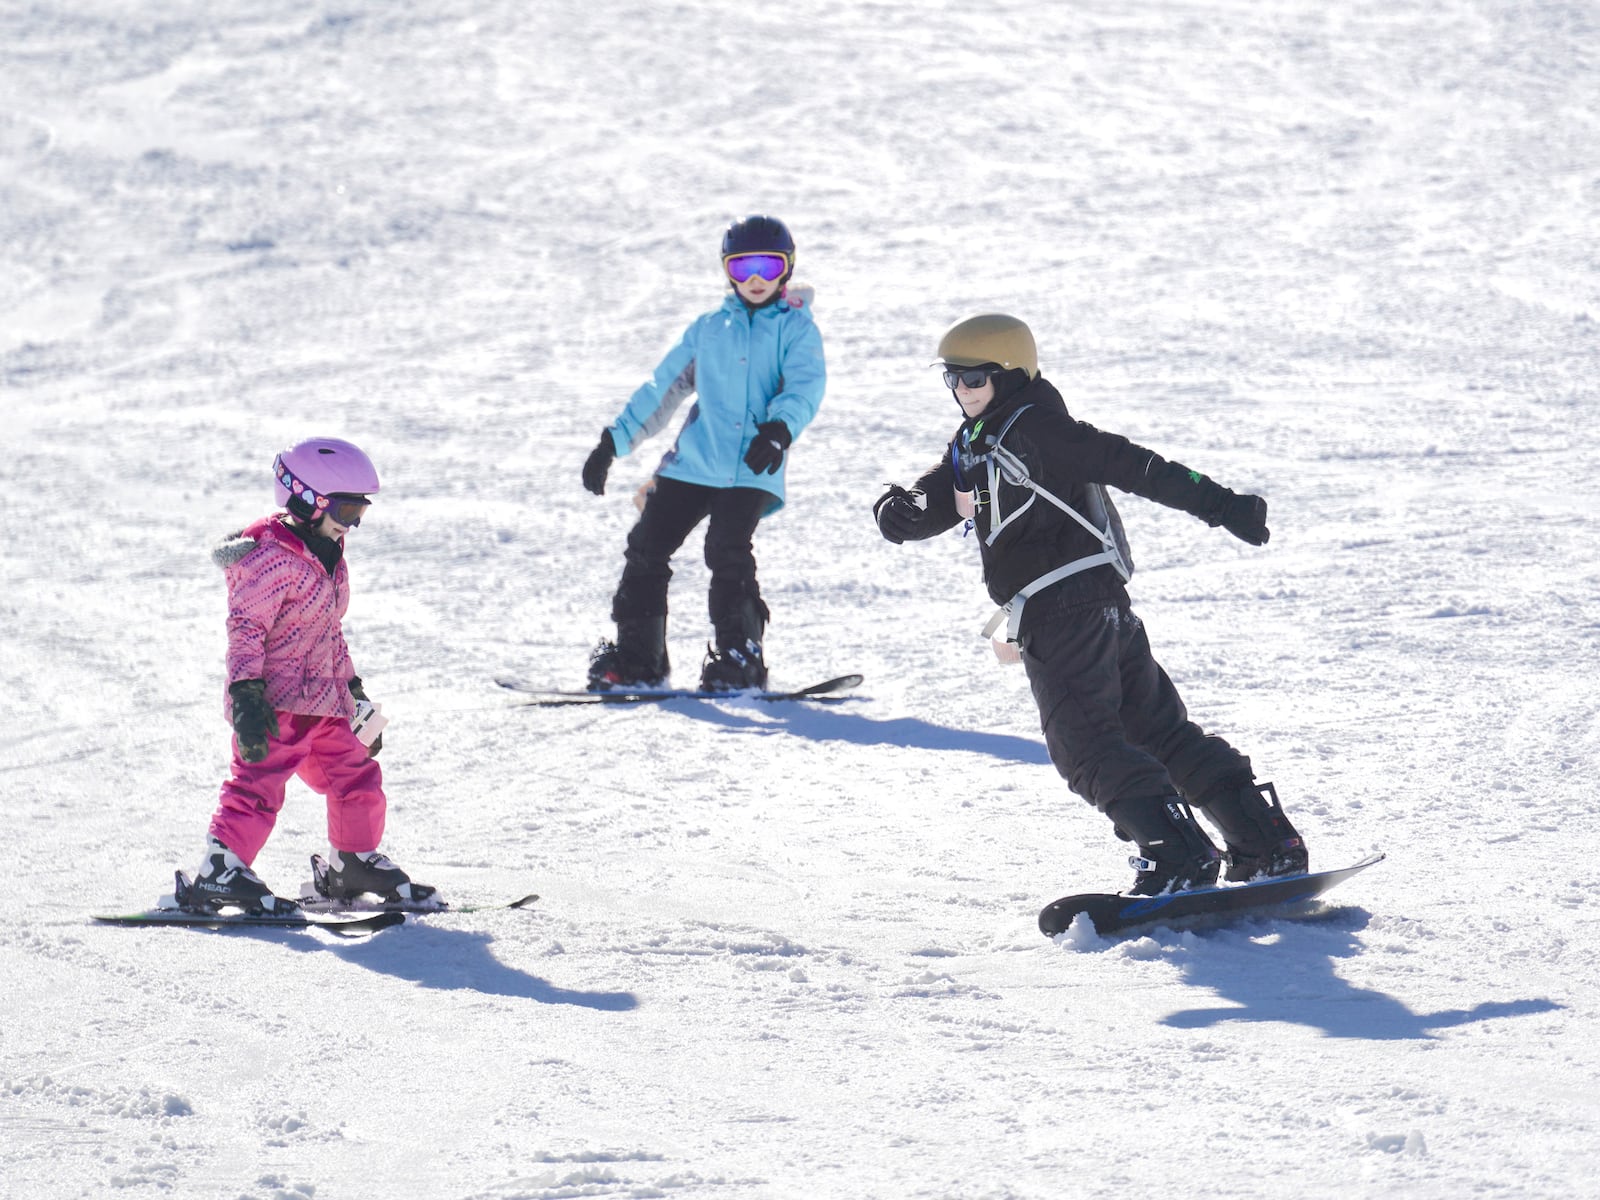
[[93, 860, 539, 934]]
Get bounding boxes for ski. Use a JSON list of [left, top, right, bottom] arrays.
[[1038, 852, 1386, 939], [496, 672, 864, 707], [300, 895, 538, 915], [299, 853, 539, 914], [92, 908, 404, 933], [93, 870, 404, 933]]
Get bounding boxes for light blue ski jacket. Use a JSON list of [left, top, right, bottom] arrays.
[[606, 289, 826, 514]]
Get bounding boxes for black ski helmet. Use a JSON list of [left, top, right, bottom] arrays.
[[722, 215, 796, 285]]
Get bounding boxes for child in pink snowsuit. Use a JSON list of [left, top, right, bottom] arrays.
[[191, 436, 433, 914]]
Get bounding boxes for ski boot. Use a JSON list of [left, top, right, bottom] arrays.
[[700, 591, 769, 692], [1107, 795, 1223, 897], [188, 839, 300, 915], [587, 615, 670, 691], [1195, 777, 1309, 882], [321, 849, 438, 906]]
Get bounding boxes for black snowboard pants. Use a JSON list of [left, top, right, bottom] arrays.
[[1019, 590, 1252, 814], [611, 476, 770, 626]]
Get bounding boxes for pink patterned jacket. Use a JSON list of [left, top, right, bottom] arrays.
[[214, 514, 358, 721]]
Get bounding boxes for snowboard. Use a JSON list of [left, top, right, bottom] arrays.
[[496, 672, 864, 707], [1038, 852, 1386, 939], [298, 853, 540, 914]]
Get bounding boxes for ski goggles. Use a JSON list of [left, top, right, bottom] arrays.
[[323, 495, 371, 527], [724, 252, 790, 283], [942, 365, 999, 391]]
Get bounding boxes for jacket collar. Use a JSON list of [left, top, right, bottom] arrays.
[[214, 513, 343, 575], [962, 376, 1066, 445], [720, 289, 799, 319]]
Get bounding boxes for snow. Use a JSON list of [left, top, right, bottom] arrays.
[[3, 0, 1598, 1196]]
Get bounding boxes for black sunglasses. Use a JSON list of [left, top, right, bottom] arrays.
[[942, 365, 997, 390]]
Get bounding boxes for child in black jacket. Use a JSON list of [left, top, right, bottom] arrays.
[[874, 313, 1307, 896]]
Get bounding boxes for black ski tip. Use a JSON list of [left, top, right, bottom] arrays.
[[507, 893, 541, 909]]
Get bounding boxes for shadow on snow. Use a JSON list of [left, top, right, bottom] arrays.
[[1155, 908, 1560, 1040], [654, 698, 1054, 765], [284, 923, 638, 1011]]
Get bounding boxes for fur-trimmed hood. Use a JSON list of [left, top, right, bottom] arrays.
[[210, 514, 338, 574], [212, 528, 260, 570]]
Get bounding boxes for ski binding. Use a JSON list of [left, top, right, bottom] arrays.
[[300, 853, 539, 914]]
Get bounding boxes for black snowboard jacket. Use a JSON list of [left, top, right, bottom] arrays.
[[888, 376, 1240, 617]]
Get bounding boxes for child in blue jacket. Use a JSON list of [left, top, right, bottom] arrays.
[[580, 215, 827, 691]]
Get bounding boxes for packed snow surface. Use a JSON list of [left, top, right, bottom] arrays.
[[4, 1, 1598, 1197]]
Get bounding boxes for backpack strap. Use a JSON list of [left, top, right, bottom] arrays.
[[974, 419, 1134, 646], [980, 551, 1124, 644]]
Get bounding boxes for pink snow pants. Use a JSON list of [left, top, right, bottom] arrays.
[[209, 714, 385, 865]]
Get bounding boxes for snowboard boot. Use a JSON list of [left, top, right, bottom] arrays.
[[1195, 777, 1309, 882], [699, 640, 767, 691], [587, 615, 670, 691], [190, 838, 299, 915], [700, 592, 769, 692], [322, 849, 437, 905], [1107, 795, 1223, 897]]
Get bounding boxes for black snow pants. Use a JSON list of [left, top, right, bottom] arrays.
[[611, 476, 770, 626], [1019, 588, 1252, 813]]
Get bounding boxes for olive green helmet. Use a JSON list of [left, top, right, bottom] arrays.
[[936, 314, 1038, 379]]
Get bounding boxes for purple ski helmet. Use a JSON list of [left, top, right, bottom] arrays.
[[272, 437, 380, 524]]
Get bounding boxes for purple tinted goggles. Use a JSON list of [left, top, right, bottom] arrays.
[[724, 253, 789, 283]]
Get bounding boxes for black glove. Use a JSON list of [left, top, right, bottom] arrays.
[[229, 679, 280, 764], [874, 484, 925, 545], [348, 677, 382, 758], [743, 421, 791, 475], [1208, 491, 1271, 546], [582, 429, 617, 495]]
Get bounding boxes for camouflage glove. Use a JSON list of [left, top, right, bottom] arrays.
[[228, 679, 279, 764]]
